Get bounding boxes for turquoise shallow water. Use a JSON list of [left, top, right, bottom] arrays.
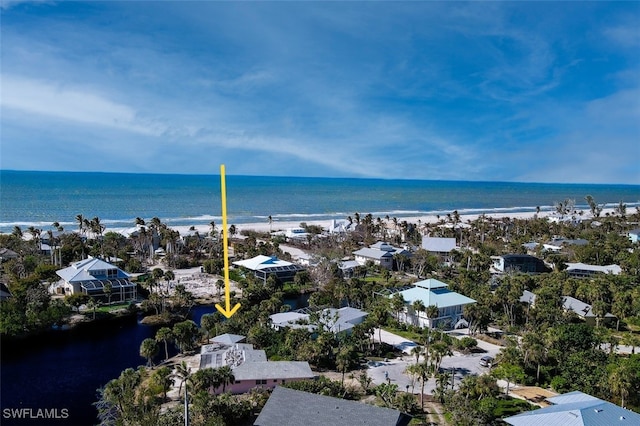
[[1, 170, 639, 233]]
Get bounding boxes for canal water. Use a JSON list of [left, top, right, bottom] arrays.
[[0, 305, 216, 426]]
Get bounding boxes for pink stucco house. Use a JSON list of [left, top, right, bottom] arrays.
[[199, 334, 315, 394]]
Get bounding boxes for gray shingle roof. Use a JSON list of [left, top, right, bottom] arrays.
[[254, 386, 412, 426]]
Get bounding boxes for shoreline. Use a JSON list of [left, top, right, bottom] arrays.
[[106, 207, 621, 239]]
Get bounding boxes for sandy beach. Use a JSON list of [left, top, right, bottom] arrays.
[[115, 207, 618, 240], [116, 206, 622, 302]]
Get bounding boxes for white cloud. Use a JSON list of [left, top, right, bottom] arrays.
[[1, 75, 164, 135]]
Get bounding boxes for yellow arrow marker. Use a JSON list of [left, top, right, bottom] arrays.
[[215, 164, 241, 319]]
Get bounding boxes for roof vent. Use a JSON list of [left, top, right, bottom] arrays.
[[594, 409, 603, 413], [620, 416, 626, 420], [569, 412, 579, 418]]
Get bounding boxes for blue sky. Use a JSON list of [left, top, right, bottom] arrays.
[[1, 1, 639, 184]]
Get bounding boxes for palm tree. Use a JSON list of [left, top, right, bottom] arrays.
[[410, 345, 423, 364], [103, 282, 113, 305], [200, 313, 222, 341], [139, 338, 159, 367], [12, 225, 23, 239], [216, 365, 235, 393], [87, 298, 100, 320], [412, 300, 426, 327], [151, 366, 174, 401], [175, 361, 192, 397], [492, 363, 525, 397], [390, 293, 405, 322], [155, 327, 173, 361], [406, 362, 431, 410], [190, 368, 218, 393], [521, 330, 546, 383], [433, 372, 450, 403], [609, 362, 632, 408], [425, 304, 439, 328], [27, 226, 41, 252], [75, 214, 85, 235]]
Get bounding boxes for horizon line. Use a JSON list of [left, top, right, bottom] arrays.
[[1, 169, 638, 187]]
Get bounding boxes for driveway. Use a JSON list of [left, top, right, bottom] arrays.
[[368, 328, 504, 395]]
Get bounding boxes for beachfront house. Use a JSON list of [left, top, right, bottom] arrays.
[[199, 334, 314, 394], [387, 278, 476, 329], [285, 227, 309, 241], [233, 255, 305, 285], [254, 386, 412, 426], [353, 241, 410, 270], [629, 229, 640, 244], [421, 237, 458, 263], [51, 257, 137, 302], [270, 306, 368, 334], [565, 262, 622, 278], [503, 391, 640, 425], [491, 254, 551, 274]]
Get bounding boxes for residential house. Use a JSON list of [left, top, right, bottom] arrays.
[[503, 390, 640, 425], [254, 386, 412, 426], [339, 259, 361, 278], [327, 219, 353, 234], [388, 278, 476, 329], [565, 262, 622, 278], [353, 241, 410, 270], [518, 290, 616, 327], [562, 296, 616, 326], [51, 257, 137, 302], [199, 334, 314, 394], [0, 248, 18, 263], [628, 229, 640, 244], [270, 306, 368, 334], [542, 237, 588, 252], [285, 227, 309, 241], [421, 237, 457, 263], [491, 254, 551, 274], [233, 255, 305, 285]]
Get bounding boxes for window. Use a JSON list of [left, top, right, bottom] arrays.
[[255, 379, 267, 385]]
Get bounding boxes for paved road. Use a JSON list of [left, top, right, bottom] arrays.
[[368, 328, 503, 395]]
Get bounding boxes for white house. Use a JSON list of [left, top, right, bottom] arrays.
[[285, 228, 309, 241], [233, 255, 305, 284], [353, 241, 410, 270], [270, 306, 368, 334], [389, 278, 476, 329], [52, 257, 137, 302], [565, 262, 621, 278]]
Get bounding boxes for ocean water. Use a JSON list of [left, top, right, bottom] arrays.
[[1, 170, 639, 233]]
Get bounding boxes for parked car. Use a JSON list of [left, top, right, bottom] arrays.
[[479, 355, 494, 367]]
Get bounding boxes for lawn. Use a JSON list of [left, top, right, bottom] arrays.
[[383, 326, 424, 343]]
